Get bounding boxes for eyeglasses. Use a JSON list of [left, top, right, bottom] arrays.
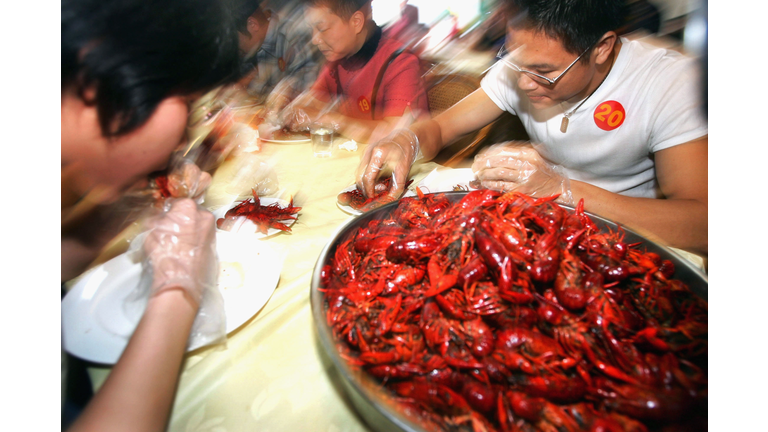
[[496, 43, 593, 86]]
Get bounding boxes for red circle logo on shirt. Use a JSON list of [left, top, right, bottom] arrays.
[[358, 96, 371, 113], [593, 101, 626, 131]]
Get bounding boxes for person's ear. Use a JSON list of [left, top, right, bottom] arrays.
[[593, 31, 617, 65], [246, 16, 260, 36], [351, 10, 365, 34]]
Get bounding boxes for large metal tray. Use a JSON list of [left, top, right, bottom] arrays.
[[310, 191, 708, 432]]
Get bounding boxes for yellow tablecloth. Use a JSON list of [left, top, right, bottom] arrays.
[[82, 136, 706, 431], [85, 138, 443, 432]]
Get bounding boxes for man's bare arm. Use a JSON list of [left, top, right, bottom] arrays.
[[571, 137, 708, 256], [68, 291, 197, 432], [416, 88, 505, 160]]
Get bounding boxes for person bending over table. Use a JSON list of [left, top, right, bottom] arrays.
[[61, 0, 239, 430], [276, 0, 430, 144], [356, 0, 707, 257], [228, 0, 323, 112]]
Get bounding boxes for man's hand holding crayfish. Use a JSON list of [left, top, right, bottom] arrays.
[[355, 128, 420, 209]]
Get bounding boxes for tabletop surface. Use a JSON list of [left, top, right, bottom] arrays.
[[83, 136, 443, 432], [77, 127, 706, 431]]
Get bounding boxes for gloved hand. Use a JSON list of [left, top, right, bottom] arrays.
[[163, 159, 212, 203], [356, 128, 420, 200], [471, 142, 574, 206], [279, 91, 318, 133], [142, 198, 218, 308], [125, 198, 225, 350]]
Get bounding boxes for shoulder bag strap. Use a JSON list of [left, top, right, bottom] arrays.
[[370, 46, 406, 120]]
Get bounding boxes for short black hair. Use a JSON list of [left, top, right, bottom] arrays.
[[502, 0, 623, 57], [228, 0, 265, 35], [62, 0, 240, 137], [303, 0, 371, 20]]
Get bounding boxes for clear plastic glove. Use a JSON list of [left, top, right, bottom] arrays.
[[141, 198, 225, 349], [279, 92, 317, 133], [356, 128, 420, 200], [280, 92, 341, 134], [471, 142, 574, 205], [162, 158, 212, 203], [257, 120, 283, 142], [143, 198, 217, 305]]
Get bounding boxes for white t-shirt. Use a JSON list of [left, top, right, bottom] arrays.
[[481, 38, 707, 198]]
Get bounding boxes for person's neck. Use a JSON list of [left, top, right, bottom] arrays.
[[351, 21, 377, 55], [340, 22, 381, 70], [571, 39, 621, 103]]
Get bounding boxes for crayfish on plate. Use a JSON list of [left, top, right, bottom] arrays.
[[319, 190, 707, 432], [337, 177, 415, 212], [216, 189, 301, 234]]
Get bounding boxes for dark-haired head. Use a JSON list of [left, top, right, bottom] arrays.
[[227, 0, 266, 35], [501, 0, 623, 59], [303, 0, 371, 20], [62, 0, 240, 137]]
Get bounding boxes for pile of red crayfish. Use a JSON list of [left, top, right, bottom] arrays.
[[319, 190, 707, 432], [216, 189, 301, 234], [338, 177, 415, 212]]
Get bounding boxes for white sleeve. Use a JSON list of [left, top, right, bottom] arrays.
[[647, 56, 708, 152], [480, 62, 520, 116]]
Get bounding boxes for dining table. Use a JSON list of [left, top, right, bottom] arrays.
[[73, 131, 448, 432], [67, 120, 707, 432]]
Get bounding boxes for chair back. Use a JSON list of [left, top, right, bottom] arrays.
[[424, 73, 481, 116]]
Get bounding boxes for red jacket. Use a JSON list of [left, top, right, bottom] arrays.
[[311, 27, 429, 120]]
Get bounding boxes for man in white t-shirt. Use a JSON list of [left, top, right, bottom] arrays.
[[355, 0, 707, 257]]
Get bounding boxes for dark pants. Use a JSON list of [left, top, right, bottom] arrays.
[[62, 285, 94, 429]]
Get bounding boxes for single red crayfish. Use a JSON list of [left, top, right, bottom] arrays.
[[216, 189, 301, 234]]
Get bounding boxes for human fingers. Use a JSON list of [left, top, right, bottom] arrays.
[[383, 156, 412, 202], [169, 163, 207, 199], [473, 165, 528, 184], [356, 144, 387, 198], [472, 147, 529, 172], [147, 199, 212, 247], [288, 108, 313, 132], [144, 199, 215, 301], [477, 179, 521, 193]]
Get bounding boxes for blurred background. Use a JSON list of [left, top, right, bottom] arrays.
[[373, 0, 706, 56]]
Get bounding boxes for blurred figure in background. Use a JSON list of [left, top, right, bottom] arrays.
[[61, 0, 239, 429], [470, 1, 508, 52], [383, 0, 421, 44], [277, 0, 429, 143], [356, 0, 707, 258], [229, 0, 323, 112], [425, 9, 462, 54], [618, 0, 662, 35]]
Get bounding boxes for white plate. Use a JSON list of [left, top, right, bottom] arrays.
[[260, 138, 311, 144], [336, 184, 417, 216], [61, 231, 282, 364], [416, 168, 479, 193], [213, 197, 297, 238], [259, 132, 311, 144]]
